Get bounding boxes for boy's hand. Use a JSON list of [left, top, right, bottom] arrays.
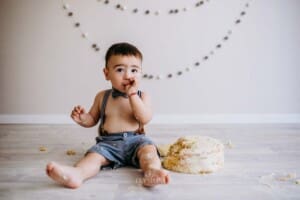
[[125, 77, 138, 95], [71, 105, 86, 123]]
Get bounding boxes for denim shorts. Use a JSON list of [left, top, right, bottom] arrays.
[[86, 132, 158, 169]]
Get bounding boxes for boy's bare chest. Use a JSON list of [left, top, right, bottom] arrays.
[[100, 97, 138, 132], [105, 98, 133, 118]]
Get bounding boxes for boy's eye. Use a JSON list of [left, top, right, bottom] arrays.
[[131, 69, 138, 73], [116, 68, 124, 72]]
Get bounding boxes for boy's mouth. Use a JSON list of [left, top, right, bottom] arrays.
[[121, 80, 134, 88], [121, 83, 129, 90]]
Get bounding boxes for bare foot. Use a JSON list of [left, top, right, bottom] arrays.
[[46, 161, 83, 189], [143, 168, 170, 187]]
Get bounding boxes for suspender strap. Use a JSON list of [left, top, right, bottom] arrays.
[[136, 90, 145, 134], [98, 89, 112, 135], [137, 90, 142, 98]]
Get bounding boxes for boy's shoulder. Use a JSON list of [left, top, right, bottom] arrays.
[[95, 89, 111, 97], [97, 89, 111, 95], [93, 89, 110, 103]]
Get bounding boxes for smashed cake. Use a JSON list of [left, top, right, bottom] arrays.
[[162, 136, 224, 174]]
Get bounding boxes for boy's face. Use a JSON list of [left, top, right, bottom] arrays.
[[103, 55, 142, 92]]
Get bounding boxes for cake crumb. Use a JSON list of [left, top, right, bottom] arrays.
[[39, 146, 47, 152], [277, 173, 297, 181], [66, 149, 76, 156], [225, 140, 234, 149]]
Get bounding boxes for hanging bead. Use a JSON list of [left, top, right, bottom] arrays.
[[133, 8, 138, 13], [203, 56, 209, 60], [63, 4, 70, 10], [159, 75, 165, 80], [68, 12, 73, 17], [216, 44, 222, 48], [168, 74, 173, 78], [177, 71, 183, 76], [235, 19, 241, 24], [196, 1, 204, 7], [148, 75, 154, 79], [92, 43, 100, 51], [82, 33, 88, 38], [145, 10, 150, 15], [74, 22, 80, 27], [121, 6, 126, 11], [194, 62, 200, 66]]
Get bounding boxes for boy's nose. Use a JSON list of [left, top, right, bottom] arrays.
[[124, 70, 133, 79]]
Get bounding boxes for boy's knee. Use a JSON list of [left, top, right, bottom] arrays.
[[137, 144, 158, 159]]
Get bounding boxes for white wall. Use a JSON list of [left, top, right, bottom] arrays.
[[1, 0, 300, 123]]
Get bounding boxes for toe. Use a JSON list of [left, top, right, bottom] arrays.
[[164, 174, 170, 184], [161, 170, 170, 184], [46, 162, 55, 176]]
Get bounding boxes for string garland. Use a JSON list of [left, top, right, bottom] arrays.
[[61, 0, 253, 80], [95, 0, 211, 16]]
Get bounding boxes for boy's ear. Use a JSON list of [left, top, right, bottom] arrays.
[[103, 67, 109, 80]]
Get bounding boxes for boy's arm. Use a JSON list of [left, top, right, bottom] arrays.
[[128, 91, 153, 125], [72, 92, 102, 128]]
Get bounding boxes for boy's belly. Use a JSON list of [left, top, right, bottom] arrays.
[[102, 117, 140, 133]]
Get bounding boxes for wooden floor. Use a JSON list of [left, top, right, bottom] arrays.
[[0, 124, 300, 200]]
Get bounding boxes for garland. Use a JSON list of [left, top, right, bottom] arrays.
[[95, 0, 211, 16], [61, 0, 252, 80]]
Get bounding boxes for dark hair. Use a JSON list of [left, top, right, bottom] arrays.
[[105, 42, 143, 67]]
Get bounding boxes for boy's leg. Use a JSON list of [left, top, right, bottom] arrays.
[[46, 152, 110, 189], [137, 144, 170, 187]]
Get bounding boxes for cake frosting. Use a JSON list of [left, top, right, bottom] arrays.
[[162, 136, 224, 174]]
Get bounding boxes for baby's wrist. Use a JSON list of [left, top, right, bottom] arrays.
[[127, 89, 137, 96], [128, 92, 137, 97]]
